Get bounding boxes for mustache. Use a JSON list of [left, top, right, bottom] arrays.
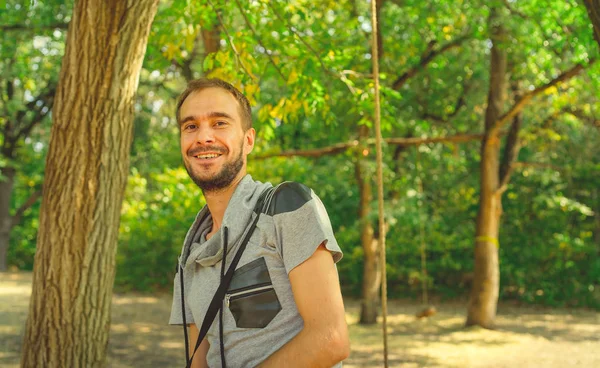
[[188, 146, 227, 156]]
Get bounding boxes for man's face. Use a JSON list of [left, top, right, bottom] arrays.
[[179, 87, 255, 192]]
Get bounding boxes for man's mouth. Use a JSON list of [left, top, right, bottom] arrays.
[[193, 153, 222, 159]]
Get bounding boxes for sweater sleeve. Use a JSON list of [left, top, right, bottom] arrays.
[[270, 182, 342, 274]]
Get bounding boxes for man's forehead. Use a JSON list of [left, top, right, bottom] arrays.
[[181, 88, 241, 116], [186, 88, 239, 107]]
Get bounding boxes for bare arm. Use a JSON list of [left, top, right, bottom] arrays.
[[257, 244, 350, 367], [188, 324, 209, 368]]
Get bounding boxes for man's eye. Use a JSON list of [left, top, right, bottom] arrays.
[[215, 121, 227, 126], [183, 124, 197, 131]]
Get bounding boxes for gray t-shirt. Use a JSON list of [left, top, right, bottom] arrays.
[[170, 175, 343, 367]]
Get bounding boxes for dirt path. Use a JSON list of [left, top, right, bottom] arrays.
[[1, 272, 598, 367]]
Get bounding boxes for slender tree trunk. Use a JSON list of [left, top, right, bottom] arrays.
[[583, 0, 600, 47], [375, 0, 384, 58], [357, 126, 381, 324], [466, 8, 507, 329], [0, 167, 16, 271], [200, 25, 222, 77], [594, 188, 600, 246], [467, 137, 502, 328], [21, 1, 159, 367], [179, 16, 221, 81], [202, 26, 221, 55]]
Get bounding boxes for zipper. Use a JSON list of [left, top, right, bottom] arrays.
[[225, 285, 274, 307]]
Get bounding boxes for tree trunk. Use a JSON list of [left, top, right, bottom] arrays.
[[467, 136, 502, 328], [466, 8, 507, 329], [594, 188, 600, 246], [357, 126, 381, 324], [21, 1, 159, 367], [583, 0, 600, 47], [0, 167, 16, 271], [200, 25, 222, 76], [202, 26, 221, 55]]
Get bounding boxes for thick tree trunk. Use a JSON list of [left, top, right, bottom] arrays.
[[466, 8, 506, 329], [21, 1, 159, 367], [0, 167, 16, 271], [357, 126, 381, 324]]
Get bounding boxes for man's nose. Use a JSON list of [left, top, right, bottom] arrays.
[[194, 124, 215, 144]]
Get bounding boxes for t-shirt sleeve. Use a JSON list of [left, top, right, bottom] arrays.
[[169, 265, 194, 325], [271, 183, 342, 274]]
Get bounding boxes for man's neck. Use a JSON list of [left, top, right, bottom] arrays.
[[203, 173, 246, 234]]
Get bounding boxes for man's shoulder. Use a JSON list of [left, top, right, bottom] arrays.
[[266, 181, 314, 216]]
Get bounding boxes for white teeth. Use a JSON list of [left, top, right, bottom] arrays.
[[195, 153, 220, 159]]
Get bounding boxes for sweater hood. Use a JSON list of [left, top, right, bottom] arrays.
[[180, 174, 272, 269]]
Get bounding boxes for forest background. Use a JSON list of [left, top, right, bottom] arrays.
[[1, 0, 599, 332]]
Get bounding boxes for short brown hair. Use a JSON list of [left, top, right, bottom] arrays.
[[176, 78, 252, 131]]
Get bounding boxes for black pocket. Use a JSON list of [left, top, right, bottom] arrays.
[[226, 257, 282, 328]]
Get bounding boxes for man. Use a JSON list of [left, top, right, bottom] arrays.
[[169, 78, 350, 368]]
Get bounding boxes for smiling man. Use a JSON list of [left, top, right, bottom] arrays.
[[169, 78, 350, 368]]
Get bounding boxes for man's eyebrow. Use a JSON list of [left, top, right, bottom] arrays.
[[179, 112, 235, 125]]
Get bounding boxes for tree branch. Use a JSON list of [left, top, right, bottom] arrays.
[[392, 34, 469, 90], [266, 1, 330, 77], [11, 189, 43, 228], [232, 0, 287, 82], [540, 109, 563, 129], [3, 84, 55, 157], [256, 141, 359, 159], [255, 132, 484, 159], [385, 133, 484, 145], [512, 161, 564, 172], [501, 0, 528, 19], [494, 59, 595, 131], [265, 1, 335, 97], [206, 0, 256, 81], [13, 86, 56, 141], [0, 23, 68, 32], [564, 107, 600, 129], [420, 74, 471, 122], [14, 98, 53, 143]]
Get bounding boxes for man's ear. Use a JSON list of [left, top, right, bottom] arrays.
[[244, 128, 256, 155]]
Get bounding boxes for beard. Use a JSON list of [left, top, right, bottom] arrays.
[[184, 144, 245, 193]]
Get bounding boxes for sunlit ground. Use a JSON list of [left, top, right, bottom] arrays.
[[1, 272, 598, 367]]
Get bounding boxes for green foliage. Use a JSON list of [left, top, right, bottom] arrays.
[[116, 167, 204, 291], [1, 0, 68, 269], [4, 0, 599, 312]]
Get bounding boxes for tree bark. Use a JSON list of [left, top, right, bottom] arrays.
[[0, 167, 16, 271], [21, 1, 159, 367], [466, 8, 507, 329], [357, 126, 381, 324]]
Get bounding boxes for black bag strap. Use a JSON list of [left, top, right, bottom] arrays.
[[181, 186, 275, 368]]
